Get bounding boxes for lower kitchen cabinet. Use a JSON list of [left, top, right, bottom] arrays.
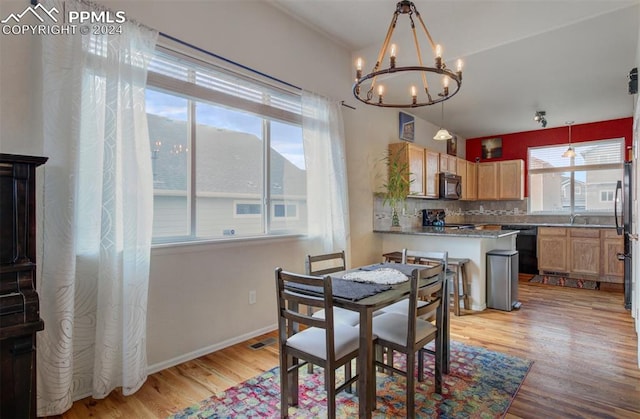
[[602, 229, 625, 280], [568, 228, 600, 276], [537, 227, 623, 283], [537, 227, 568, 272]]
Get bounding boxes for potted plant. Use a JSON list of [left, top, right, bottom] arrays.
[[380, 146, 413, 229]]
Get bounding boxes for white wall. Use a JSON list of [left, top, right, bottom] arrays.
[[0, 0, 43, 154], [0, 0, 461, 372]]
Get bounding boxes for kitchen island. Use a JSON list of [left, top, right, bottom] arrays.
[[374, 227, 518, 311]]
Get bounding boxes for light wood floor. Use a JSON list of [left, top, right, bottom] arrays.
[[53, 278, 639, 418]]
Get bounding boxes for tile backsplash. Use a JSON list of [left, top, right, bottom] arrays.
[[373, 196, 616, 230]]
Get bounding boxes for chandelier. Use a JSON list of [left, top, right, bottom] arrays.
[[353, 0, 463, 108]]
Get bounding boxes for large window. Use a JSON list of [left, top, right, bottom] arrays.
[[146, 47, 306, 243], [528, 138, 624, 214]]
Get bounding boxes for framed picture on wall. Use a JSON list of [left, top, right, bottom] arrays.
[[481, 137, 503, 159], [399, 111, 415, 142], [447, 135, 458, 156]]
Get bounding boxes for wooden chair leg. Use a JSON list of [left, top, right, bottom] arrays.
[[451, 265, 461, 317], [406, 351, 416, 419], [279, 351, 290, 418], [326, 366, 336, 419], [460, 262, 470, 310]]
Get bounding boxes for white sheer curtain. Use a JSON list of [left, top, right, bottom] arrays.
[[37, 0, 158, 415], [302, 92, 350, 255]]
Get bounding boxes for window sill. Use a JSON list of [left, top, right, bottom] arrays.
[[151, 234, 306, 255]]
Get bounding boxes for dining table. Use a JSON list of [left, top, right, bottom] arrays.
[[321, 262, 449, 418]]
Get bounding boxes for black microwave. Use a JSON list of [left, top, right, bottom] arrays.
[[439, 173, 462, 200]]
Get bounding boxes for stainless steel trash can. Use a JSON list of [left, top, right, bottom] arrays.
[[486, 249, 520, 311]]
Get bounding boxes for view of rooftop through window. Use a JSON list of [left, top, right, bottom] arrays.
[[528, 138, 624, 214], [145, 48, 306, 242]]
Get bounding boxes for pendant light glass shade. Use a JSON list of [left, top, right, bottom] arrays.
[[434, 101, 451, 140], [434, 129, 452, 140], [562, 121, 575, 157], [562, 147, 576, 158]]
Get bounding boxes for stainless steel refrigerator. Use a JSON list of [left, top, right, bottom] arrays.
[[615, 161, 633, 310]]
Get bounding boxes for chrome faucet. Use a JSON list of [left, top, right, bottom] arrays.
[[569, 214, 582, 225]]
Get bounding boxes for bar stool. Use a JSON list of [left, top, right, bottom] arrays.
[[447, 258, 470, 316], [383, 252, 470, 316]]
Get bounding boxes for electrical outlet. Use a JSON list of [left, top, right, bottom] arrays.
[[249, 290, 256, 305]]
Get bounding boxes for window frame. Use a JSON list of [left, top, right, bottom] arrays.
[[527, 138, 624, 215], [147, 44, 305, 245]]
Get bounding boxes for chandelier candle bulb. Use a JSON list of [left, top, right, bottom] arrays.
[[378, 85, 384, 104], [411, 85, 417, 105], [435, 44, 443, 69], [390, 44, 397, 68], [443, 77, 449, 96], [356, 58, 362, 81], [457, 59, 463, 78]]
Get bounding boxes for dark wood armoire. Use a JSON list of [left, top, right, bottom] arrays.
[[0, 153, 47, 418]]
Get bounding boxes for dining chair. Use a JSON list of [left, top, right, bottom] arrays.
[[275, 268, 360, 419], [383, 249, 457, 318], [306, 251, 360, 327], [380, 249, 448, 317], [372, 263, 445, 418]]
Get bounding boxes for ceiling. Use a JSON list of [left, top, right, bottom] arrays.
[[270, 0, 639, 139]]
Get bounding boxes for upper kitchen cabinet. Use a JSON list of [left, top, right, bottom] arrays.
[[424, 149, 440, 198], [477, 162, 498, 200], [462, 160, 477, 200], [498, 159, 524, 200], [477, 160, 524, 200], [439, 153, 457, 174], [388, 142, 425, 197]]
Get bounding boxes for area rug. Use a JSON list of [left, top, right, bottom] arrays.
[[529, 274, 599, 289], [168, 341, 532, 418]]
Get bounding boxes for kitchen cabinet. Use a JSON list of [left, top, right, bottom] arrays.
[[602, 229, 624, 281], [388, 142, 425, 197], [477, 160, 524, 200], [463, 160, 477, 200], [537, 227, 568, 272], [498, 159, 524, 200], [568, 228, 600, 276], [439, 153, 457, 174], [424, 149, 440, 198], [537, 227, 623, 283], [477, 162, 498, 200]]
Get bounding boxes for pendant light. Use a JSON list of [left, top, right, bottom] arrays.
[[433, 101, 452, 141], [562, 121, 576, 158]]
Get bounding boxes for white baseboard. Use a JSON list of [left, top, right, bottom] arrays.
[[147, 324, 278, 375]]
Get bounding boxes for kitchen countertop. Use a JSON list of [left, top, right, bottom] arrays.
[[374, 227, 519, 238], [476, 222, 616, 229]]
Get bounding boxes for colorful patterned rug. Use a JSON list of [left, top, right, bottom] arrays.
[[168, 341, 532, 418], [529, 275, 599, 289]]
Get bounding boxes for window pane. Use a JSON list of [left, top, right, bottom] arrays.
[[195, 102, 264, 238], [528, 138, 623, 214], [580, 168, 620, 212], [147, 89, 191, 238], [529, 171, 571, 213], [269, 121, 306, 233]]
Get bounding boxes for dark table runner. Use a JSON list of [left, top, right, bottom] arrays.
[[286, 277, 391, 301]]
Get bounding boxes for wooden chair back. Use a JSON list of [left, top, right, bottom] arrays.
[[305, 251, 346, 276], [275, 268, 335, 364]]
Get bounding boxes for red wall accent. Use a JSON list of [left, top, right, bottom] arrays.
[[465, 117, 633, 196]]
